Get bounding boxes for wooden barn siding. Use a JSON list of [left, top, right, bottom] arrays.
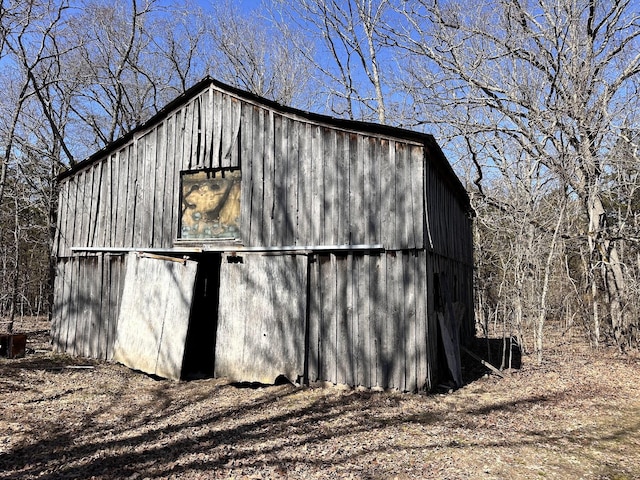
[[51, 254, 126, 361], [51, 83, 473, 387], [54, 85, 474, 258], [215, 254, 307, 384], [423, 159, 473, 264], [307, 251, 429, 392]]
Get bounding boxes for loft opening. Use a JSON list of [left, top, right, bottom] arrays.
[[179, 168, 241, 240]]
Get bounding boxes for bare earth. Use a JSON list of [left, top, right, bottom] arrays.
[[1, 318, 639, 480]]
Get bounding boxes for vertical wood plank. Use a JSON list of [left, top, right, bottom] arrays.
[[229, 97, 242, 167], [272, 114, 286, 245], [76, 169, 87, 248], [101, 255, 111, 361], [183, 101, 194, 170], [113, 148, 126, 248], [404, 251, 417, 391], [63, 179, 76, 256], [203, 87, 212, 168], [414, 250, 428, 391], [108, 153, 119, 247], [61, 258, 72, 353], [240, 103, 254, 244], [424, 162, 434, 250], [336, 131, 350, 244], [296, 122, 311, 245], [85, 165, 98, 247], [323, 128, 336, 245], [153, 123, 166, 247], [164, 114, 178, 246], [221, 93, 232, 167], [124, 144, 136, 247], [54, 180, 68, 257], [133, 136, 145, 246], [372, 252, 385, 387], [70, 257, 81, 356], [319, 254, 336, 382], [410, 145, 425, 249], [94, 254, 106, 359], [262, 110, 275, 245], [67, 176, 80, 253], [249, 106, 265, 244], [395, 143, 409, 249], [335, 255, 348, 385], [355, 254, 368, 388], [99, 157, 111, 247], [310, 125, 323, 246], [145, 132, 156, 247], [371, 138, 382, 244], [349, 134, 364, 244], [307, 255, 320, 382], [107, 254, 125, 361], [51, 260, 66, 351], [426, 252, 437, 389], [285, 118, 299, 246], [395, 252, 406, 391], [381, 140, 397, 248], [191, 96, 202, 168], [198, 93, 206, 168], [77, 257, 88, 357], [211, 89, 222, 167], [95, 161, 106, 247], [383, 252, 397, 389], [76, 170, 88, 248]]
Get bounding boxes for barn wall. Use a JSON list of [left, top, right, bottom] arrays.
[[307, 250, 472, 392], [308, 251, 429, 392], [51, 254, 126, 361], [55, 83, 470, 258], [424, 157, 473, 264]]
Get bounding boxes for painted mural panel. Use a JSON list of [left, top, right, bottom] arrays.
[[180, 168, 241, 240]]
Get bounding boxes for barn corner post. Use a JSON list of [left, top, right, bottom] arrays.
[[50, 77, 474, 391]]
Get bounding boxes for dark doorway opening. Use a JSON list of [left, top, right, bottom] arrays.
[[181, 253, 221, 379]]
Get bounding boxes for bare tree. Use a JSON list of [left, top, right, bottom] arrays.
[[202, 0, 315, 108], [271, 0, 392, 122], [392, 0, 640, 351]]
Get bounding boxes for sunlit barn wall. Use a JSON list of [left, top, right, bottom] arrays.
[[52, 78, 473, 391]]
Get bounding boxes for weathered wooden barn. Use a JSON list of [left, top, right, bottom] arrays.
[[51, 77, 474, 391]]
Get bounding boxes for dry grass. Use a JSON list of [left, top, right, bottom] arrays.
[[1, 318, 640, 479]]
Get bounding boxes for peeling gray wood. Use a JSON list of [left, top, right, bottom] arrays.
[[216, 254, 307, 384], [113, 253, 198, 380]]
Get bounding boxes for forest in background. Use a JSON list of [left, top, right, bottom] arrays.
[[1, 0, 639, 362]]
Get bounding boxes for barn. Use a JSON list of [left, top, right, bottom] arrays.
[[51, 77, 474, 392]]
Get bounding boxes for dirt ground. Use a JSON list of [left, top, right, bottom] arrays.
[[1, 318, 640, 480]]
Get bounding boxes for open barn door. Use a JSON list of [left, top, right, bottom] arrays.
[[112, 252, 198, 380]]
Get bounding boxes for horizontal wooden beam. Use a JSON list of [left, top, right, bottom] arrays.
[[70, 244, 385, 255]]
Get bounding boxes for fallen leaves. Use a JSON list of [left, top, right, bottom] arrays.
[[1, 322, 640, 479]]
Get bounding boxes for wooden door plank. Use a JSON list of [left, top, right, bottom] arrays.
[[113, 253, 198, 380], [216, 254, 307, 384]]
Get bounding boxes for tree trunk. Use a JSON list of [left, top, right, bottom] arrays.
[[587, 192, 626, 348]]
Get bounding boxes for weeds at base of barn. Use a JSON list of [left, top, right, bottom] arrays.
[[1, 317, 639, 480]]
